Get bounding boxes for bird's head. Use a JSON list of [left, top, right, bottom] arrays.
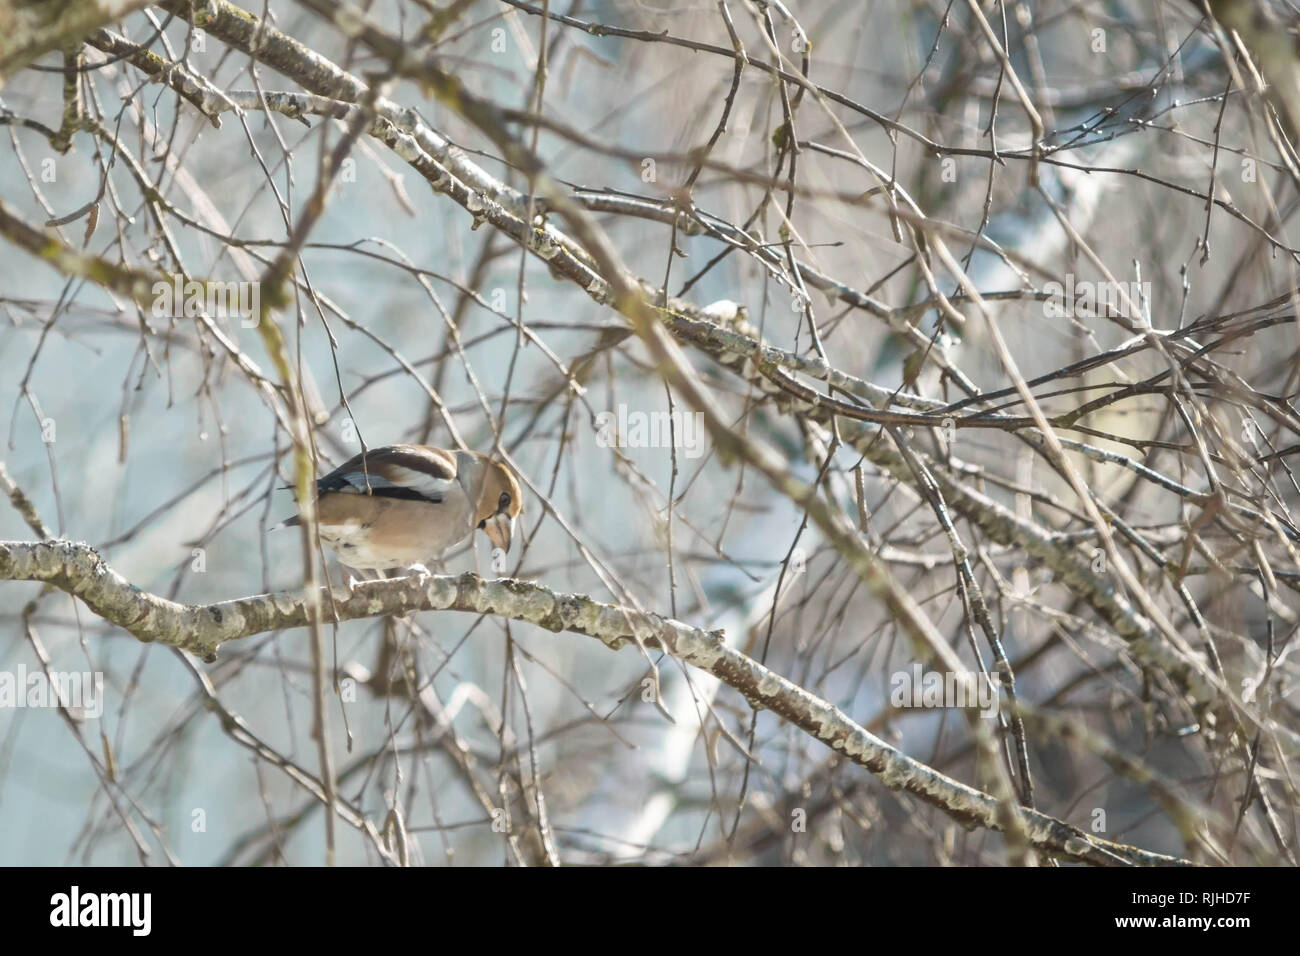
[[475, 458, 523, 553]]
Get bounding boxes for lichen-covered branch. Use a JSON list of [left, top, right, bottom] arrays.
[[0, 537, 1190, 866], [0, 0, 153, 80]]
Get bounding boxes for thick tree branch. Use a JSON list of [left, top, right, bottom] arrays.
[[0, 537, 1191, 866], [0, 0, 153, 80]]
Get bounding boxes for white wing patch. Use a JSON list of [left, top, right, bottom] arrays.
[[336, 466, 454, 500]]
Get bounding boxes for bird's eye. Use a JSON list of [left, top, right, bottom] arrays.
[[498, 492, 511, 510]]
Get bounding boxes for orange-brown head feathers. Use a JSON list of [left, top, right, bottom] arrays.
[[475, 457, 522, 552]]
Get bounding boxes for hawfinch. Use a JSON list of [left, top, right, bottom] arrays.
[[276, 444, 522, 576]]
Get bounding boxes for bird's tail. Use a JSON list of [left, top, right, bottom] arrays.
[[270, 515, 301, 531]]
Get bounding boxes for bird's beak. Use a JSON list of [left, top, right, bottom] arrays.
[[484, 512, 514, 552]]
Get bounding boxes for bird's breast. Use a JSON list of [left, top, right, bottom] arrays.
[[315, 493, 474, 569]]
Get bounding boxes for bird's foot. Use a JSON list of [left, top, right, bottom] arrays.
[[341, 566, 373, 595], [405, 563, 432, 587]]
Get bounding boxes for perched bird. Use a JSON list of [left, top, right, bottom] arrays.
[[275, 444, 522, 580]]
